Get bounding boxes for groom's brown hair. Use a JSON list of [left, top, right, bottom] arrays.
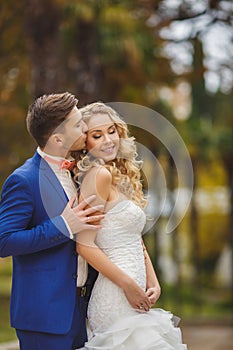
[[26, 92, 78, 148]]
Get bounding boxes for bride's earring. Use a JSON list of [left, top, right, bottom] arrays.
[[82, 149, 87, 158]]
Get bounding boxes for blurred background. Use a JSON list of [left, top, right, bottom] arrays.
[[0, 0, 232, 348]]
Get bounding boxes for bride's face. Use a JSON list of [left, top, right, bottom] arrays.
[[86, 113, 120, 162]]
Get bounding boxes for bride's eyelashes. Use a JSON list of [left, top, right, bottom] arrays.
[[92, 134, 101, 139], [90, 127, 117, 140], [109, 127, 117, 134]]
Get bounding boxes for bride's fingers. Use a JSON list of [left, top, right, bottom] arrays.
[[137, 300, 150, 312], [137, 293, 151, 309], [136, 303, 149, 312], [146, 289, 153, 297], [146, 287, 160, 305]]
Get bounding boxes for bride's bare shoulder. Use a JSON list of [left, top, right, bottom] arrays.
[[80, 166, 112, 202], [84, 165, 112, 182]]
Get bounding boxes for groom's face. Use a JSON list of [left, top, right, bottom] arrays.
[[62, 106, 88, 151]]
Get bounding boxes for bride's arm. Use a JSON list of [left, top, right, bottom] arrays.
[[142, 240, 161, 306], [76, 167, 151, 311]]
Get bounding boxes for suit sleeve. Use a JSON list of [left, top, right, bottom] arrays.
[[0, 172, 70, 257]]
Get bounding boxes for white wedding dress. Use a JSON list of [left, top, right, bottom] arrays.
[[80, 200, 187, 349]]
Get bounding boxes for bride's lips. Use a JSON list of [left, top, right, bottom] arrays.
[[101, 145, 116, 154]]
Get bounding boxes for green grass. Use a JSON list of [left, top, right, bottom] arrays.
[[0, 257, 17, 343], [155, 283, 233, 322], [0, 295, 17, 343]]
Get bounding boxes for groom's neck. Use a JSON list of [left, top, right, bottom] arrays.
[[40, 146, 70, 159]]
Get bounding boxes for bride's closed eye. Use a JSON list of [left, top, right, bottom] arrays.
[[92, 134, 101, 139], [90, 127, 117, 140], [109, 127, 116, 134]]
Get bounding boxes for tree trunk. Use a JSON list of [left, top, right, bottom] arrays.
[[73, 11, 103, 105], [189, 156, 202, 308], [168, 155, 182, 311], [25, 0, 62, 99], [222, 156, 233, 295]]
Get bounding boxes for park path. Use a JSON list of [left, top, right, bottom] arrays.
[[182, 324, 233, 350], [0, 324, 232, 349]]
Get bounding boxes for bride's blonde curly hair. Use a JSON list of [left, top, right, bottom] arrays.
[[73, 102, 147, 208]]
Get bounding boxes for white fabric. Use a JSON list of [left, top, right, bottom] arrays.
[[79, 200, 187, 349], [77, 254, 89, 287]]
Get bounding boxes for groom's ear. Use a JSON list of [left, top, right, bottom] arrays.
[[50, 133, 64, 146]]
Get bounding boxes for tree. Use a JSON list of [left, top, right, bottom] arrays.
[[25, 0, 63, 98]]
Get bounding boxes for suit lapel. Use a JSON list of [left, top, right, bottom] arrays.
[[34, 152, 69, 206]]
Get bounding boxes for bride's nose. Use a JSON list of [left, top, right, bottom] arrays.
[[103, 133, 112, 143]]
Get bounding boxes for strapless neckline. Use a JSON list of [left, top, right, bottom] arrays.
[[105, 199, 133, 215]]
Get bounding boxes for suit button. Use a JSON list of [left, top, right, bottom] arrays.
[[72, 274, 77, 279], [73, 251, 77, 256]]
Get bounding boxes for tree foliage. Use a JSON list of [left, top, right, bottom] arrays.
[[0, 0, 232, 294]]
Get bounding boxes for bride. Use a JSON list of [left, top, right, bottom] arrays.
[[74, 102, 187, 349]]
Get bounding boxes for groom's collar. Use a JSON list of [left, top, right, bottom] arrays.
[[37, 147, 74, 162], [37, 147, 75, 170]]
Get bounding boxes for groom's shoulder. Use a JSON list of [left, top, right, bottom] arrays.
[[3, 152, 39, 185], [14, 152, 39, 173]]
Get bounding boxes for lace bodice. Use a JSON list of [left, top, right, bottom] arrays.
[[87, 200, 147, 333]]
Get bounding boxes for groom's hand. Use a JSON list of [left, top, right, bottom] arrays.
[[62, 195, 104, 235]]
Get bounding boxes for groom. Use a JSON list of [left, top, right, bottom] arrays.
[[0, 92, 103, 350]]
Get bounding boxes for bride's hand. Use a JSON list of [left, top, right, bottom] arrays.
[[146, 286, 161, 306], [123, 279, 151, 312]]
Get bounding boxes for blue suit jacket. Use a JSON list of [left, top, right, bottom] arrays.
[[0, 152, 82, 334]]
